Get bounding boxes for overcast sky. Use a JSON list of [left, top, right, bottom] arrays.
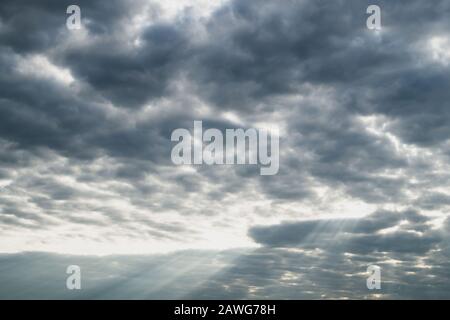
[[1, 0, 450, 299]]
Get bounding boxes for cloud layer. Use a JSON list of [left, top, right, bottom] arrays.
[[1, 0, 450, 298]]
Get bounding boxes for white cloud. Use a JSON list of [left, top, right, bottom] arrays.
[[15, 54, 75, 85]]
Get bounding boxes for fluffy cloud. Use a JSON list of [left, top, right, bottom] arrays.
[[1, 0, 450, 298]]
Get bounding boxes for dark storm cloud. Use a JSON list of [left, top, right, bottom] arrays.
[[0, 0, 182, 113], [177, 0, 450, 205], [0, 0, 186, 164], [0, 52, 105, 159], [60, 22, 190, 108], [146, 0, 450, 205], [0, 250, 241, 299], [282, 98, 410, 204], [186, 0, 373, 108], [0, 0, 146, 54], [184, 0, 446, 109], [1, 0, 449, 174], [1, 0, 450, 300], [414, 192, 450, 210], [249, 209, 439, 253]]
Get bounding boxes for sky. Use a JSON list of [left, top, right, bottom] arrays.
[[1, 0, 450, 299]]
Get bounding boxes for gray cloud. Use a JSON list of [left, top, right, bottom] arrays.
[[249, 210, 438, 249], [1, 0, 450, 299]]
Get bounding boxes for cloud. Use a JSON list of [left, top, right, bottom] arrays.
[[0, 0, 450, 299], [249, 210, 440, 252]]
